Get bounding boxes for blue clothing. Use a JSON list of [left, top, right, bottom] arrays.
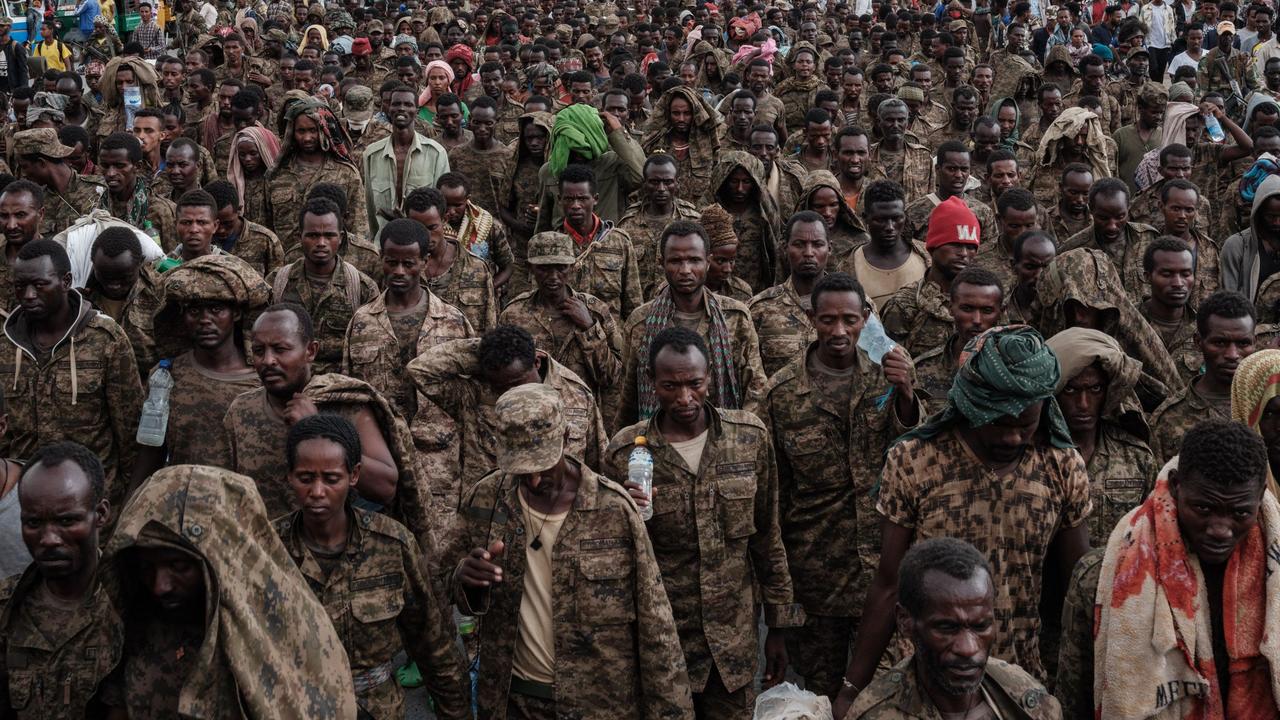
[[75, 0, 100, 36]]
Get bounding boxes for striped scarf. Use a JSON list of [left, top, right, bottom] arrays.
[[636, 287, 740, 419]]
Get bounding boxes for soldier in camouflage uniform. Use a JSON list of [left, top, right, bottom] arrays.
[[0, 180, 44, 313], [765, 272, 923, 702], [498, 112, 555, 297], [446, 97, 515, 218], [793, 172, 870, 270], [556, 164, 644, 324], [616, 155, 702, 300], [846, 539, 1060, 720], [1138, 238, 1205, 385], [275, 414, 470, 720], [267, 100, 369, 255], [912, 268, 1004, 404], [12, 129, 106, 240], [266, 197, 379, 375], [0, 240, 142, 534], [404, 187, 498, 334], [440, 172, 515, 293], [98, 132, 178, 252], [408, 326, 607, 494], [617, 220, 767, 427], [103, 464, 357, 720], [500, 232, 624, 418], [902, 144, 998, 250], [1057, 180, 1161, 300], [867, 99, 935, 205], [0, 443, 123, 718], [641, 85, 722, 202], [700, 152, 782, 295], [206, 180, 287, 279], [748, 211, 828, 378], [1149, 290, 1258, 463], [447, 383, 695, 720], [607, 327, 804, 718], [81, 227, 164, 378]]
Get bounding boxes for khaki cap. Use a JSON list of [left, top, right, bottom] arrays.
[[494, 384, 567, 475], [526, 232, 577, 265], [12, 128, 72, 158]]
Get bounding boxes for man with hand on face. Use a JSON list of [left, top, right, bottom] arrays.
[[447, 383, 694, 720], [764, 272, 922, 703], [607, 327, 804, 717], [834, 325, 1092, 720], [846, 538, 1059, 720], [0, 443, 122, 718]]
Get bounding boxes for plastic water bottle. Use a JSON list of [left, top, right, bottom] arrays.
[[1205, 113, 1227, 143], [628, 436, 654, 520], [136, 360, 174, 447]]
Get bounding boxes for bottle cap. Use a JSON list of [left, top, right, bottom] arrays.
[[634, 435, 647, 446]]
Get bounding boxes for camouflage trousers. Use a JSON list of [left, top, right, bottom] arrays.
[[785, 614, 859, 701], [694, 666, 755, 720]]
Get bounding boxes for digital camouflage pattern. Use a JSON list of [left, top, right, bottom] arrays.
[[266, 259, 379, 374], [1053, 547, 1105, 719], [424, 241, 498, 334], [1082, 423, 1157, 547], [160, 352, 260, 468], [81, 264, 163, 377], [275, 508, 470, 720], [1057, 221, 1164, 300], [226, 219, 288, 279], [764, 344, 923, 695], [106, 189, 177, 253], [912, 337, 962, 404], [604, 406, 805, 693], [408, 338, 608, 492], [0, 290, 142, 527], [105, 465, 358, 720], [445, 463, 695, 720], [568, 222, 644, 327], [616, 199, 702, 300], [447, 142, 515, 218], [39, 173, 107, 241], [1139, 303, 1203, 385], [867, 140, 935, 204], [793, 171, 870, 266], [1148, 380, 1232, 464], [701, 152, 782, 294], [878, 432, 1093, 679], [499, 287, 625, 403], [881, 278, 955, 357], [0, 567, 123, 718], [266, 157, 368, 254], [748, 278, 817, 378], [847, 656, 1061, 720]]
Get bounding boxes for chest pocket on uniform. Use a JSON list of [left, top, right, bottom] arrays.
[[57, 359, 105, 426], [348, 343, 380, 367], [586, 251, 625, 299], [7, 669, 32, 709], [780, 424, 842, 490], [577, 551, 636, 625], [717, 474, 757, 539], [456, 284, 488, 308], [350, 574, 406, 625]]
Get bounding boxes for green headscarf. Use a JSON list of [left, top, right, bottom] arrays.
[[898, 325, 1073, 448], [988, 96, 1021, 149], [546, 103, 609, 176]]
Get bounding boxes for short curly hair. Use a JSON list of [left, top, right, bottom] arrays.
[[22, 441, 106, 504], [478, 325, 537, 376], [898, 537, 992, 617], [1178, 419, 1269, 492]]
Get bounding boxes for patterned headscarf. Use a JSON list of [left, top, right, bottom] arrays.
[[227, 126, 282, 210], [900, 325, 1074, 448], [1233, 349, 1280, 431], [635, 287, 740, 419], [275, 100, 355, 170]]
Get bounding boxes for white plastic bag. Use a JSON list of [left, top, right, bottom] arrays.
[[51, 210, 164, 288], [752, 682, 833, 720]]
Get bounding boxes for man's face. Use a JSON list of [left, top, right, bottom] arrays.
[[729, 97, 755, 134], [133, 546, 205, 616], [19, 460, 106, 581], [177, 205, 216, 256], [747, 65, 771, 95], [971, 66, 993, 94], [911, 69, 933, 95], [951, 282, 1002, 344], [805, 121, 833, 154], [725, 167, 755, 205], [251, 311, 317, 397], [1062, 171, 1092, 214], [1162, 186, 1199, 236], [522, 124, 549, 157], [970, 123, 999, 159], [901, 569, 996, 699], [585, 46, 603, 71], [481, 69, 504, 99], [1261, 196, 1280, 239], [397, 65, 419, 88], [650, 345, 710, 426], [437, 103, 464, 136], [560, 180, 597, 227], [160, 61, 184, 92], [1039, 89, 1063, 124], [300, 211, 342, 267], [183, 299, 238, 351], [661, 233, 708, 297], [667, 97, 692, 135], [530, 261, 572, 295], [794, 51, 817, 80], [1012, 236, 1055, 291], [293, 114, 321, 154], [1171, 470, 1265, 566], [786, 220, 830, 281], [99, 149, 137, 196], [389, 91, 417, 130], [810, 290, 867, 364], [14, 255, 69, 320], [825, 62, 845, 89], [644, 162, 677, 206], [879, 107, 909, 140], [1091, 192, 1129, 244], [749, 130, 780, 169], [570, 80, 595, 105], [603, 93, 629, 127], [1199, 313, 1256, 389], [1128, 53, 1150, 79], [944, 57, 965, 85], [224, 39, 244, 65], [1007, 25, 1027, 51], [167, 146, 199, 190], [382, 239, 424, 296], [841, 71, 864, 104], [442, 184, 470, 227], [984, 159, 1018, 198], [849, 30, 864, 49], [294, 69, 315, 93], [132, 117, 163, 156], [1147, 248, 1194, 310], [938, 151, 971, 196], [1058, 363, 1106, 437], [932, 242, 977, 280], [0, 190, 42, 247], [115, 68, 136, 98], [971, 400, 1042, 463], [836, 133, 869, 181]]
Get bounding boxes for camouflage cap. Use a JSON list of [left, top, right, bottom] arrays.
[[526, 232, 577, 265], [494, 384, 567, 475], [265, 28, 288, 43], [12, 128, 72, 158], [366, 19, 385, 33], [345, 86, 375, 127], [1137, 82, 1168, 107]]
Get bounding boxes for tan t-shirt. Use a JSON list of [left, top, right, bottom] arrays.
[[669, 430, 709, 474], [852, 246, 928, 310], [511, 491, 570, 685]]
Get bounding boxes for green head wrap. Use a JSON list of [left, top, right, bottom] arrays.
[[899, 325, 1073, 448], [547, 103, 610, 176]]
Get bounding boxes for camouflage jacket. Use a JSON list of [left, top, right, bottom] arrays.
[[1106, 79, 1165, 128], [226, 219, 287, 279], [868, 141, 935, 204], [0, 569, 123, 719], [605, 407, 805, 692], [81, 265, 164, 378], [498, 288, 624, 397], [41, 173, 106, 239], [764, 344, 922, 617], [446, 142, 515, 218], [408, 338, 608, 490], [570, 221, 644, 327], [266, 260, 380, 374], [0, 291, 142, 521], [1138, 303, 1203, 385], [266, 157, 368, 253], [617, 293, 768, 427], [912, 335, 960, 404], [1149, 380, 1231, 464], [1128, 181, 1214, 237], [275, 508, 470, 720], [106, 190, 177, 253], [1044, 204, 1091, 247], [445, 464, 695, 720], [849, 656, 1060, 720], [881, 278, 954, 357], [1084, 422, 1157, 547], [425, 242, 498, 335], [748, 279, 816, 378], [1058, 222, 1161, 300], [616, 199, 702, 301], [1054, 546, 1105, 719], [492, 96, 526, 144]]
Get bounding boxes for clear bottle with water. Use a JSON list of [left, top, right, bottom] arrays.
[[629, 435, 654, 520], [1205, 113, 1227, 143], [136, 359, 174, 447]]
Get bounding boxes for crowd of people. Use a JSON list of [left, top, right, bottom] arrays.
[[3, 0, 1280, 717]]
